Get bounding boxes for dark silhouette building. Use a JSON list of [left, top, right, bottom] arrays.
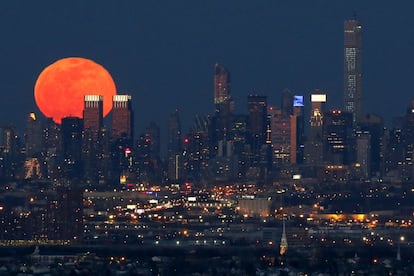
[[47, 186, 83, 241], [230, 114, 249, 179], [42, 118, 61, 180], [167, 110, 182, 182], [0, 125, 22, 182], [281, 89, 293, 118], [61, 117, 83, 181], [323, 109, 353, 165], [145, 122, 161, 160], [135, 122, 162, 184], [247, 95, 269, 180], [293, 95, 305, 164], [359, 114, 385, 176], [248, 95, 268, 142]]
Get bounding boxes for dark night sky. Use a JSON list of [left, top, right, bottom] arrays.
[[1, 1, 414, 138]]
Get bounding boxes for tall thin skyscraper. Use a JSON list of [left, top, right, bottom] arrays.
[[293, 95, 305, 164], [43, 118, 61, 180], [214, 63, 234, 136], [247, 95, 268, 168], [1, 125, 21, 181], [355, 130, 371, 179], [2, 125, 19, 155], [248, 95, 267, 139], [111, 95, 133, 142], [61, 117, 83, 180], [344, 19, 362, 125], [167, 110, 182, 181], [214, 63, 230, 105], [82, 95, 103, 183], [110, 95, 133, 184]]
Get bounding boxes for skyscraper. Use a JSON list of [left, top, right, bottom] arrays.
[[304, 94, 326, 165], [83, 95, 103, 136], [355, 130, 371, 179], [82, 95, 103, 183], [61, 117, 83, 180], [268, 106, 297, 166], [344, 19, 362, 125], [247, 95, 269, 174], [167, 110, 182, 182], [248, 95, 268, 139], [323, 109, 353, 165], [24, 112, 44, 180], [43, 118, 61, 180], [293, 95, 305, 164], [25, 112, 43, 158], [213, 63, 233, 144], [110, 95, 133, 184], [214, 63, 230, 105], [111, 95, 133, 142], [145, 121, 161, 159], [1, 125, 21, 182], [359, 114, 384, 175]]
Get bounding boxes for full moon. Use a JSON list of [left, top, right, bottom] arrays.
[[34, 57, 117, 124]]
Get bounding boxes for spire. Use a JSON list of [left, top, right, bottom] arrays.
[[279, 217, 288, 256]]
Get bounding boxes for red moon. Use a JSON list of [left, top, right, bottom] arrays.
[[34, 57, 117, 124]]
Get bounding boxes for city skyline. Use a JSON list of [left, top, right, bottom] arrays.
[[1, 1, 414, 135], [2, 3, 414, 272]]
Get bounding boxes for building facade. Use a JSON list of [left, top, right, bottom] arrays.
[[82, 95, 104, 183], [344, 19, 362, 125], [214, 63, 230, 105], [111, 95, 133, 142], [304, 94, 326, 165]]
